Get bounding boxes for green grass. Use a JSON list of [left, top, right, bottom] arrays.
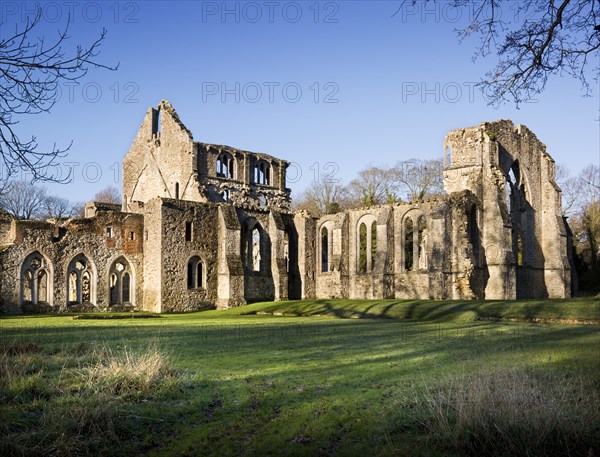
[[1, 298, 599, 456], [222, 297, 600, 323]]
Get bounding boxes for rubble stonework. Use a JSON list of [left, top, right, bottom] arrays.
[[0, 102, 573, 314]]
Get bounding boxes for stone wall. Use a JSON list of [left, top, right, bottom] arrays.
[[311, 195, 481, 301], [0, 207, 144, 314]]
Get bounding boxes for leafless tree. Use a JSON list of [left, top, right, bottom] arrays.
[[556, 163, 584, 216], [393, 158, 445, 201], [344, 159, 444, 208], [0, 181, 47, 219], [43, 195, 73, 219], [347, 166, 396, 207], [94, 186, 122, 204], [70, 201, 86, 217], [0, 6, 117, 186], [397, 0, 600, 106], [559, 164, 600, 289], [293, 177, 350, 216]]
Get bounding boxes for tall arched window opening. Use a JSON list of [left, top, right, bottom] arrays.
[[370, 222, 377, 270], [404, 218, 414, 271], [284, 231, 290, 273], [417, 216, 427, 270], [358, 223, 368, 273], [249, 226, 262, 272], [467, 205, 480, 266], [321, 227, 329, 273]]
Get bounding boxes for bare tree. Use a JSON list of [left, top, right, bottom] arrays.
[[556, 163, 583, 216], [347, 166, 396, 207], [345, 159, 444, 208], [70, 201, 86, 217], [94, 186, 121, 204], [0, 7, 117, 185], [0, 181, 47, 219], [43, 195, 73, 219], [561, 164, 600, 290], [397, 1, 600, 105], [394, 158, 444, 201], [293, 177, 350, 217]]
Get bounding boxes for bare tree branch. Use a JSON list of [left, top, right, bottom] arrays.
[[397, 0, 600, 106], [0, 6, 117, 184]]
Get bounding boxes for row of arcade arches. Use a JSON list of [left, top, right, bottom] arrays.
[[19, 252, 136, 307], [319, 212, 430, 274]]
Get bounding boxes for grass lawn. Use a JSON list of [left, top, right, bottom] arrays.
[[1, 298, 599, 456]]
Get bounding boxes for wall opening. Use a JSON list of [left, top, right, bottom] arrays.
[[67, 254, 95, 305], [187, 256, 204, 289], [321, 226, 329, 273], [467, 205, 481, 266], [250, 227, 261, 271], [258, 194, 267, 208], [254, 161, 271, 185], [151, 107, 161, 136], [20, 252, 52, 306], [216, 152, 235, 179], [404, 218, 414, 271], [358, 222, 367, 273], [109, 258, 134, 306], [185, 221, 193, 242], [370, 222, 377, 271], [417, 216, 427, 270], [284, 231, 289, 273]]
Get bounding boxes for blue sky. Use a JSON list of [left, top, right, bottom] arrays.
[[4, 1, 599, 202]]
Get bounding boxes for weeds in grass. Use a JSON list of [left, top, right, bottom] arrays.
[[0, 341, 185, 456], [81, 344, 179, 398], [422, 368, 600, 456]]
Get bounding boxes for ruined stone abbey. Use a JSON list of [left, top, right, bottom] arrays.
[[0, 101, 575, 313]]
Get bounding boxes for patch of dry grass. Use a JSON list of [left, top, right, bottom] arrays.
[[81, 344, 179, 398], [0, 341, 184, 456], [423, 368, 600, 456]]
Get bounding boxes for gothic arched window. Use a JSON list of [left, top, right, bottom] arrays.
[[109, 257, 134, 305], [216, 152, 235, 179], [67, 254, 95, 305], [254, 161, 271, 185], [20, 252, 52, 305]]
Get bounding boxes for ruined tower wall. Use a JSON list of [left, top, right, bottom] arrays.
[[123, 101, 204, 211], [153, 199, 219, 313], [485, 121, 571, 298], [443, 120, 570, 299]]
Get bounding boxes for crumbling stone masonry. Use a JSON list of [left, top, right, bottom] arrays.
[[0, 101, 573, 314]]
